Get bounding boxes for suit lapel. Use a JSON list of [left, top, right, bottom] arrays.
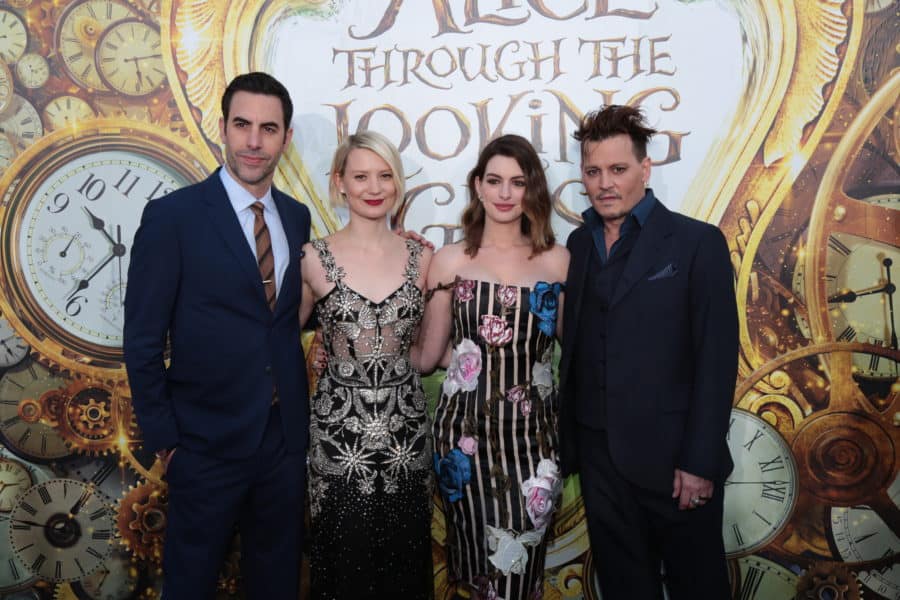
[[204, 171, 269, 307], [561, 227, 591, 379], [272, 189, 301, 315], [610, 202, 673, 309]]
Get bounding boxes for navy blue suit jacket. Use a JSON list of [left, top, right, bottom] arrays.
[[559, 200, 739, 492], [124, 169, 311, 459]]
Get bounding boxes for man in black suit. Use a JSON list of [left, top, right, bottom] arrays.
[[124, 73, 310, 599], [558, 105, 739, 599]]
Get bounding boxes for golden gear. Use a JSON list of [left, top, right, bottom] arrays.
[[117, 482, 167, 563], [56, 379, 135, 455], [17, 397, 43, 424], [38, 387, 66, 427], [796, 563, 863, 600]]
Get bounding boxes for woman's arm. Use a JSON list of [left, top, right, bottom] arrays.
[[411, 247, 456, 374]]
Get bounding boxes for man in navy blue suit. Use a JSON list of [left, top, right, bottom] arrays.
[[558, 105, 739, 599], [124, 72, 311, 599]]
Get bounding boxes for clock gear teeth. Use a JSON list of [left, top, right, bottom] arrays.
[[117, 482, 167, 563], [56, 380, 135, 455], [797, 563, 862, 600]]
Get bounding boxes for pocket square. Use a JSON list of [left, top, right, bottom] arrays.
[[648, 263, 677, 281]]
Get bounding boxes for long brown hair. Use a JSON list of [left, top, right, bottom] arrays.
[[461, 134, 555, 257]]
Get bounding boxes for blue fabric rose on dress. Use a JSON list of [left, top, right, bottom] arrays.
[[529, 281, 563, 337], [434, 449, 472, 502]]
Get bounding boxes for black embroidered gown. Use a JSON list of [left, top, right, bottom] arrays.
[[433, 278, 561, 600], [308, 238, 433, 599]]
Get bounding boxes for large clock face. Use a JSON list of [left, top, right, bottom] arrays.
[[17, 151, 187, 350], [0, 124, 207, 378], [723, 409, 798, 556], [8, 479, 114, 582]]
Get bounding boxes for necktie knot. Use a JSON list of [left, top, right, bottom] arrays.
[[250, 201, 265, 218]]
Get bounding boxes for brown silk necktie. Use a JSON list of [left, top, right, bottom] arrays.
[[250, 201, 276, 311]]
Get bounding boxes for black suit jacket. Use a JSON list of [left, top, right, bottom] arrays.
[[559, 199, 739, 492], [124, 169, 311, 459]]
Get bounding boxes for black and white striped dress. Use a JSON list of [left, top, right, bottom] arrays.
[[433, 278, 561, 600]]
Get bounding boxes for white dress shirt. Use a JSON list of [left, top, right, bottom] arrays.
[[219, 167, 290, 297]]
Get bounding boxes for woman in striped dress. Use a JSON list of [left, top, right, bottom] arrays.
[[412, 135, 569, 599]]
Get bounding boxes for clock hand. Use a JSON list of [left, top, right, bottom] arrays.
[[68, 486, 92, 516], [67, 253, 115, 300], [827, 283, 895, 303], [59, 235, 77, 258], [7, 517, 51, 529], [83, 208, 127, 256], [116, 225, 124, 304], [83, 207, 117, 247], [884, 257, 897, 351], [724, 480, 791, 485]]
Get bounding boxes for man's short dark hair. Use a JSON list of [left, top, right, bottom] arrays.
[[574, 105, 657, 160], [221, 72, 293, 129]]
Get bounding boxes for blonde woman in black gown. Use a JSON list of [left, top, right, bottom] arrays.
[[413, 135, 569, 599], [300, 131, 433, 599]]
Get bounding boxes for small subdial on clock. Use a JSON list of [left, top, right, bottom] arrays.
[[8, 479, 114, 582], [102, 281, 126, 323], [36, 227, 92, 282]]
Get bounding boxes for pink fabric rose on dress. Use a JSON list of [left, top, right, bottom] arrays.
[[454, 279, 476, 302], [457, 435, 478, 456], [520, 459, 562, 529], [496, 285, 518, 308], [479, 314, 513, 347], [519, 399, 532, 417], [505, 385, 527, 404], [442, 338, 482, 396]]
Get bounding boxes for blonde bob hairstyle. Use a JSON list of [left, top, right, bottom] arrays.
[[328, 130, 405, 216]]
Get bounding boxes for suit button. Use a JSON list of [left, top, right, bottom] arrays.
[[264, 365, 272, 374]]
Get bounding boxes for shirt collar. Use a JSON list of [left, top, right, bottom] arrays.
[[219, 166, 275, 214], [581, 187, 657, 231]]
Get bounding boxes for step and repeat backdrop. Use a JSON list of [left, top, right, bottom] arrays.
[[0, 0, 896, 598]]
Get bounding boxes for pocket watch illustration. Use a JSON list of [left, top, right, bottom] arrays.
[[42, 96, 97, 132], [0, 132, 16, 174], [55, 0, 137, 92], [0, 94, 42, 153], [0, 61, 12, 115], [723, 408, 798, 556], [0, 316, 29, 369], [0, 121, 207, 379], [828, 475, 900, 600], [8, 479, 114, 582], [0, 9, 27, 65], [14, 53, 49, 90], [0, 451, 49, 591], [0, 358, 70, 462], [0, 457, 32, 513], [96, 19, 164, 97], [71, 547, 143, 599], [730, 555, 798, 599]]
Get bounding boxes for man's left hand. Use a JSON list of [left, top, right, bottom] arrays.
[[672, 468, 714, 511]]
